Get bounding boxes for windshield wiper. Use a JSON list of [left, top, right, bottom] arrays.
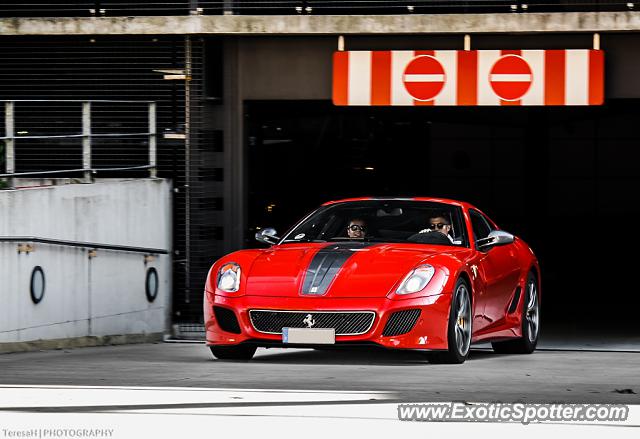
[[282, 238, 327, 243], [363, 237, 405, 243]]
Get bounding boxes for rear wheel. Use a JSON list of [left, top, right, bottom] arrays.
[[428, 277, 472, 364], [209, 344, 257, 360], [492, 271, 540, 354]]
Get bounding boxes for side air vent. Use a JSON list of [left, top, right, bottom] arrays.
[[508, 287, 522, 314]]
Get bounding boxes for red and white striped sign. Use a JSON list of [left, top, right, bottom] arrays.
[[333, 50, 604, 106]]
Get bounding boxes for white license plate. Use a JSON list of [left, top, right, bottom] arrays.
[[282, 327, 336, 344]]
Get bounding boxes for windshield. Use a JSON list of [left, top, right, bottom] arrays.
[[281, 200, 468, 247]]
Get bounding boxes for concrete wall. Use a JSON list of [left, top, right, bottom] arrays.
[[0, 178, 172, 345], [235, 33, 640, 100], [3, 12, 640, 35]]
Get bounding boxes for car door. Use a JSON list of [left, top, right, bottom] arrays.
[[470, 210, 521, 327]]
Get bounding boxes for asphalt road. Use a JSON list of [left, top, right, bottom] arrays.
[[0, 342, 638, 405]]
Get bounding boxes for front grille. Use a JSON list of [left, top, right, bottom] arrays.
[[249, 310, 375, 336], [213, 306, 241, 334], [382, 309, 421, 337]]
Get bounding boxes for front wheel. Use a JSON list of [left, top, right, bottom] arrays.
[[428, 277, 472, 364], [492, 271, 540, 354], [209, 344, 257, 361]]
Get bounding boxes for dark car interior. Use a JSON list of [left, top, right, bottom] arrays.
[[283, 201, 468, 247]]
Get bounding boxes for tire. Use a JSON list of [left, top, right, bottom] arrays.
[[209, 344, 257, 360], [428, 277, 472, 364], [492, 271, 540, 354]]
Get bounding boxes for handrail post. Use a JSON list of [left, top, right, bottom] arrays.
[[148, 102, 157, 178], [82, 102, 92, 183], [190, 0, 202, 15], [4, 101, 15, 188], [223, 0, 234, 15]]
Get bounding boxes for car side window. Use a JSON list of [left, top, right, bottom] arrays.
[[451, 206, 469, 247], [469, 210, 492, 242]]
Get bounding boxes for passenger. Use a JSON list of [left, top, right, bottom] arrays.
[[346, 218, 367, 239]]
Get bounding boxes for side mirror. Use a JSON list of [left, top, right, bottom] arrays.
[[476, 230, 515, 251], [255, 227, 279, 245]]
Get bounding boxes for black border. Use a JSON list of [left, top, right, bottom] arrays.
[[30, 266, 45, 304], [145, 267, 159, 303]]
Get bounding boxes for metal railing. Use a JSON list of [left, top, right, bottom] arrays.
[[0, 236, 168, 255], [1, 100, 157, 186], [0, 1, 635, 17]]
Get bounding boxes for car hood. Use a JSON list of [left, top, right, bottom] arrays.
[[244, 242, 468, 298]]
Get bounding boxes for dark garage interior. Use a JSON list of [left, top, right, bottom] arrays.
[[247, 99, 640, 337]]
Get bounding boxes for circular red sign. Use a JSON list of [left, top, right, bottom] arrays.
[[489, 55, 533, 101], [403, 55, 446, 102]]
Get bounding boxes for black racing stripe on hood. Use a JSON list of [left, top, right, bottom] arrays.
[[301, 242, 376, 296]]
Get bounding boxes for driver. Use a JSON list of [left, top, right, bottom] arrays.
[[346, 218, 367, 239], [417, 212, 454, 244]]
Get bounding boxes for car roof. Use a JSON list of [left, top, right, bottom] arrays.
[[322, 197, 476, 210]]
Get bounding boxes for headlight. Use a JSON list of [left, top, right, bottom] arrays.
[[396, 265, 435, 295], [217, 262, 241, 292]]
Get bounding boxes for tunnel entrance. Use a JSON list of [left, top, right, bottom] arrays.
[[247, 99, 640, 337]]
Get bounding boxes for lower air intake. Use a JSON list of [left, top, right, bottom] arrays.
[[213, 306, 242, 334], [382, 309, 421, 337]]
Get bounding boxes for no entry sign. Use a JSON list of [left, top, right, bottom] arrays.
[[489, 55, 533, 101], [403, 55, 446, 102]]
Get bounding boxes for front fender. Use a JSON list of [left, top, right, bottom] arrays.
[[204, 249, 264, 296]]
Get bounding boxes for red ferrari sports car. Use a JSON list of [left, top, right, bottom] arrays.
[[204, 197, 540, 364]]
